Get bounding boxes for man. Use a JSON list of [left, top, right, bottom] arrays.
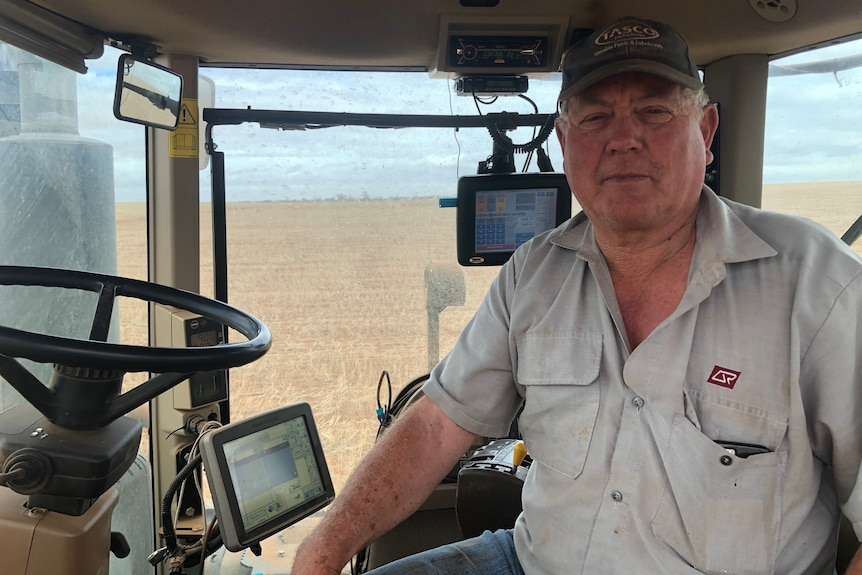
[[294, 16, 862, 574]]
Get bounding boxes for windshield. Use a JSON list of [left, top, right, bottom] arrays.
[[190, 67, 567, 485]]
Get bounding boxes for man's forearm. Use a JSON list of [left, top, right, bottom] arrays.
[[845, 545, 862, 575], [291, 396, 476, 575]]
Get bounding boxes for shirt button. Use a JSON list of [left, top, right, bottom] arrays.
[[611, 490, 623, 502], [632, 397, 644, 409]]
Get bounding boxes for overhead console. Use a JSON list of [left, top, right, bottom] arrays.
[[431, 15, 571, 95]]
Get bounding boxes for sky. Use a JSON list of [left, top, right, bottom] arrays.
[[13, 37, 862, 202], [762, 41, 862, 184]]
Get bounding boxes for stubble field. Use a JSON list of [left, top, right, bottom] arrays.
[[115, 181, 862, 490]]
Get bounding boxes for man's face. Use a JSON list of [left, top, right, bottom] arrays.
[[555, 72, 718, 241]]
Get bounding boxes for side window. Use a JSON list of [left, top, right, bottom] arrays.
[[763, 38, 862, 256], [0, 42, 149, 414]]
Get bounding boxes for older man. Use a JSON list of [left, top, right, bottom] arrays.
[[294, 17, 862, 575]]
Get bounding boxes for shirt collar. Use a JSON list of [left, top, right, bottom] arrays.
[[695, 186, 777, 264], [550, 186, 777, 265]]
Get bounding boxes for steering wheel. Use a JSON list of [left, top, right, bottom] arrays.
[[0, 266, 271, 430]]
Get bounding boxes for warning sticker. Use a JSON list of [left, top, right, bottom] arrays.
[[170, 99, 198, 158]]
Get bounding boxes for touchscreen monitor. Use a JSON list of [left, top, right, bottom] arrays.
[[456, 173, 572, 266], [200, 402, 335, 551]]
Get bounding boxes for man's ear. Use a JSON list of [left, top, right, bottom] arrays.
[[701, 104, 719, 165]]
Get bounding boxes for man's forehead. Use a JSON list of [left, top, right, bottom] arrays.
[[575, 72, 681, 103]]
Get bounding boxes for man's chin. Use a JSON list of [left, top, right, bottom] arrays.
[[599, 205, 667, 234], [600, 194, 659, 219]]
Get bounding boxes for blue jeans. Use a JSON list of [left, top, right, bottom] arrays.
[[363, 529, 524, 575]]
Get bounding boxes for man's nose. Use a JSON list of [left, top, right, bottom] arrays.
[[605, 114, 643, 154]]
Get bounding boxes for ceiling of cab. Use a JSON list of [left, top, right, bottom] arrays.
[[24, 0, 862, 70]]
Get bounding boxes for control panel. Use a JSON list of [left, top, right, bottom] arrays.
[[153, 305, 228, 409]]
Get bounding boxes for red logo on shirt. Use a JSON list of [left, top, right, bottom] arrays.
[[707, 366, 741, 389]]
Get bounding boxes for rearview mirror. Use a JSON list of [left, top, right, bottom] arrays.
[[113, 54, 183, 130]]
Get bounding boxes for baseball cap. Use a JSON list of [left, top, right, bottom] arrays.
[[558, 17, 703, 103]]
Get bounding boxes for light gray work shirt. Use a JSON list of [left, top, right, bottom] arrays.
[[423, 187, 862, 574]]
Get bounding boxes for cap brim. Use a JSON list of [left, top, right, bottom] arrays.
[[558, 59, 704, 102]]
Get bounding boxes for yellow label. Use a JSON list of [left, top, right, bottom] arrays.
[[170, 99, 198, 158]]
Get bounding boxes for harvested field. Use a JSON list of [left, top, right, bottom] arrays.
[[114, 181, 862, 490]]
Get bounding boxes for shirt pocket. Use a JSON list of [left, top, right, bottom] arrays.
[[515, 331, 602, 479], [651, 413, 788, 575]]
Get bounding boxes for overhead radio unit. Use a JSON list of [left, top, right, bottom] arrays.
[[448, 36, 550, 69], [431, 15, 571, 78]]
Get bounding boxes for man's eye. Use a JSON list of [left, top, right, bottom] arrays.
[[641, 107, 673, 122], [577, 114, 608, 129]]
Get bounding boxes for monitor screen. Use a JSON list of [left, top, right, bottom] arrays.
[[201, 402, 335, 551], [456, 173, 572, 266]]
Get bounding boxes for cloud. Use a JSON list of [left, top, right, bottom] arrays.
[[63, 36, 862, 200], [193, 68, 564, 201]]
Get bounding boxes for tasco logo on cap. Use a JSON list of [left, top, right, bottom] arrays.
[[595, 22, 660, 46]]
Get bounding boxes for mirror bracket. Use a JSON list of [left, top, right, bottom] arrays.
[[107, 36, 159, 61]]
